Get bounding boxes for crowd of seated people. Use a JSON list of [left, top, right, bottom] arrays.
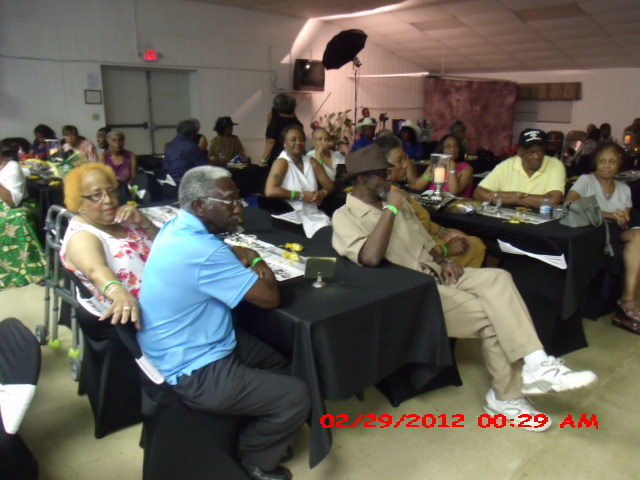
[[5, 108, 640, 480]]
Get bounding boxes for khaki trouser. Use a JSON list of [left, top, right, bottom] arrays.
[[437, 267, 543, 400]]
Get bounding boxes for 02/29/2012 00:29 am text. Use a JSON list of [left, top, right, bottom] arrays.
[[319, 413, 598, 430]]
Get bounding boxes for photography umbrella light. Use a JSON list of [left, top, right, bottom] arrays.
[[322, 29, 367, 70], [322, 29, 368, 127]]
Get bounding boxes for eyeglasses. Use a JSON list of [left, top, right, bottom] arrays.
[[81, 189, 119, 203], [204, 197, 243, 208]]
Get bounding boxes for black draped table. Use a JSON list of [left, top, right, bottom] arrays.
[[26, 179, 64, 245], [235, 208, 459, 467], [228, 164, 269, 198], [427, 208, 607, 356]]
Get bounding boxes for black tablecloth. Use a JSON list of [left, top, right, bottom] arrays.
[[228, 164, 269, 198], [428, 208, 607, 355], [26, 180, 64, 245], [235, 208, 457, 467]]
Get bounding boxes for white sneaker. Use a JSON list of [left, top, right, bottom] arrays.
[[483, 389, 552, 432], [522, 356, 597, 395]]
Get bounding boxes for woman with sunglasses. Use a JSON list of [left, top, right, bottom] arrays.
[[60, 163, 158, 329]]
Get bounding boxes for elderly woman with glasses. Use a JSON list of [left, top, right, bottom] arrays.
[[60, 163, 158, 329]]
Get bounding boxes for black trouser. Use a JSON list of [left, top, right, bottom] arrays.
[[173, 329, 310, 471]]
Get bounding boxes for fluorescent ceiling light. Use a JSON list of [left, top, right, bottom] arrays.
[[348, 71, 430, 78], [317, 1, 413, 20]]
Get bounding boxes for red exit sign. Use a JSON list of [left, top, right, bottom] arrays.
[[143, 50, 158, 61]]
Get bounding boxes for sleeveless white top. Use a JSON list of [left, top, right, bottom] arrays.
[[305, 149, 345, 181], [60, 218, 153, 316], [277, 150, 330, 238]]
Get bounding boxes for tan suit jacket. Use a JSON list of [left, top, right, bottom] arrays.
[[332, 194, 442, 279]]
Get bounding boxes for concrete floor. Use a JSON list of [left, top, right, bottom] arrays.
[[1, 283, 639, 480]]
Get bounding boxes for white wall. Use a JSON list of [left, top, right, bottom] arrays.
[[0, 0, 425, 159], [468, 69, 640, 145]]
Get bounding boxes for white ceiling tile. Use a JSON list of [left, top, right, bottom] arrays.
[[528, 16, 598, 32], [456, 44, 508, 56], [579, 0, 640, 15], [499, 0, 580, 9], [391, 5, 453, 22], [474, 23, 535, 36], [471, 53, 518, 62], [603, 23, 640, 35], [542, 28, 600, 41], [593, 11, 640, 26], [523, 58, 583, 70], [385, 31, 434, 43], [501, 41, 555, 52], [491, 33, 548, 45], [615, 33, 640, 45], [554, 37, 622, 50], [446, 36, 495, 48], [441, 0, 505, 16], [427, 27, 478, 40], [459, 10, 524, 27], [200, 0, 640, 73], [374, 23, 420, 35], [577, 55, 640, 68]]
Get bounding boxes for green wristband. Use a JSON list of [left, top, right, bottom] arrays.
[[260, 158, 268, 164], [422, 172, 433, 181], [250, 257, 264, 268], [441, 244, 449, 258], [101, 279, 123, 295], [290, 190, 298, 200], [383, 204, 399, 216]]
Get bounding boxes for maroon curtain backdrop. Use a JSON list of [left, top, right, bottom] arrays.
[[424, 77, 517, 156]]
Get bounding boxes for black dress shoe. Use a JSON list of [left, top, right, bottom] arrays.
[[280, 446, 294, 463], [240, 460, 292, 480]]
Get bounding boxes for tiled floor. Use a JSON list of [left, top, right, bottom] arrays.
[[2, 283, 639, 480]]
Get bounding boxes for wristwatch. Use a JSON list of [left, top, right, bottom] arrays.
[[439, 258, 453, 265]]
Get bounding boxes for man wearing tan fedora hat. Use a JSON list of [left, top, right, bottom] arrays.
[[332, 144, 597, 431], [352, 117, 376, 152]]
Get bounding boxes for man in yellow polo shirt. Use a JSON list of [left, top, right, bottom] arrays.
[[474, 128, 566, 207]]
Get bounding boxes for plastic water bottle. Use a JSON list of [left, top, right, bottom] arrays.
[[540, 197, 551, 219]]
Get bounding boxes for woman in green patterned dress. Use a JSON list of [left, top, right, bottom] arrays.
[[0, 141, 46, 289]]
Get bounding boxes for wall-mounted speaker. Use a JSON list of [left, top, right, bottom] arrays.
[[293, 59, 325, 92]]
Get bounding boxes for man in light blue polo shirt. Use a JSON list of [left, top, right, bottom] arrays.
[[474, 128, 566, 207], [139, 166, 309, 480]]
